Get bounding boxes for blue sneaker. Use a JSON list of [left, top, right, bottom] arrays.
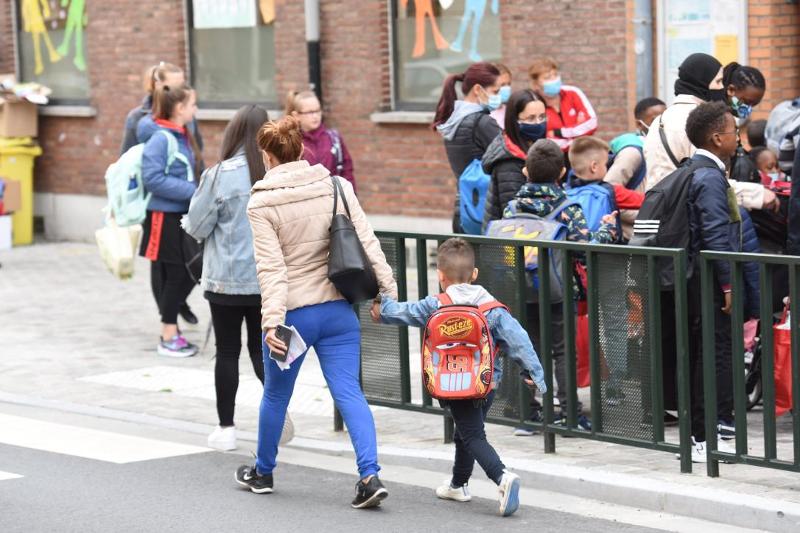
[[553, 414, 592, 431], [498, 470, 520, 517]]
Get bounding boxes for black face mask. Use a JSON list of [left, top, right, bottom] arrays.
[[708, 89, 727, 102]]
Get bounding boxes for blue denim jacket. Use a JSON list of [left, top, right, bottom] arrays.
[[182, 150, 260, 295], [380, 285, 546, 392]]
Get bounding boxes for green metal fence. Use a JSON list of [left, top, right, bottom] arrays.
[[699, 250, 800, 476], [357, 231, 710, 472]]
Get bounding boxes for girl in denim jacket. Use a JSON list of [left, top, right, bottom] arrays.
[[184, 105, 292, 451]]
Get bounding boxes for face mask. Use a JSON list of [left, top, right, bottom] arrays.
[[498, 85, 512, 104], [637, 119, 649, 136], [768, 171, 782, 183], [483, 91, 503, 111], [708, 89, 727, 102], [519, 122, 547, 142], [730, 96, 753, 120], [542, 77, 562, 97]]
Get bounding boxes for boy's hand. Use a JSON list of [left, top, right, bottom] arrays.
[[722, 292, 732, 315], [763, 189, 780, 214], [601, 210, 619, 225], [370, 300, 381, 323]]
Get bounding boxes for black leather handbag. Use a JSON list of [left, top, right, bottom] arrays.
[[327, 176, 379, 303]]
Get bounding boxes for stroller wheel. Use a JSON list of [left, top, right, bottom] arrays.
[[745, 349, 763, 411]]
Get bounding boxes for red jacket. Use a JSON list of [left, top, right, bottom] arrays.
[[545, 85, 598, 152]]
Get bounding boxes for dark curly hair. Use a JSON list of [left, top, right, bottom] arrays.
[[686, 101, 732, 149], [634, 97, 665, 120], [723, 62, 766, 91]]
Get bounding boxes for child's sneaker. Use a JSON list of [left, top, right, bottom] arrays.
[[717, 418, 735, 440], [513, 412, 542, 436], [498, 470, 521, 517], [235, 465, 273, 494], [157, 335, 197, 358], [351, 476, 388, 509], [435, 481, 471, 502], [208, 426, 236, 451]]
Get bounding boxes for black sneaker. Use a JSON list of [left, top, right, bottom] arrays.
[[717, 418, 735, 440], [664, 412, 679, 427], [179, 303, 199, 325], [235, 465, 273, 494], [351, 476, 388, 509], [553, 414, 592, 431]]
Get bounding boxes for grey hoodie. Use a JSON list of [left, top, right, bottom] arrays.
[[436, 101, 485, 141]]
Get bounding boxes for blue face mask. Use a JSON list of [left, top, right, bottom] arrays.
[[730, 96, 753, 120], [499, 85, 512, 104], [519, 122, 547, 142], [484, 92, 503, 111], [542, 77, 562, 97]]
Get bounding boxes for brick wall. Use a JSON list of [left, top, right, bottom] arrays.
[[5, 0, 799, 221], [748, 0, 800, 119]]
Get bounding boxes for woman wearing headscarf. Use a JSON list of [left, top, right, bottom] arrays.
[[642, 53, 773, 211]]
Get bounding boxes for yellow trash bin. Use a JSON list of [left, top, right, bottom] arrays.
[[0, 137, 42, 245]]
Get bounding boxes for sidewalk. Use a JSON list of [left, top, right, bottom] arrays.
[[2, 242, 799, 531]]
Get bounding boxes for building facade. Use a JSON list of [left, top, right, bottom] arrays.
[[0, 0, 798, 240]]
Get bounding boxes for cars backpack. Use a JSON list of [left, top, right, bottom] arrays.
[[421, 293, 508, 400], [458, 159, 491, 235], [485, 199, 575, 303], [565, 178, 617, 234], [103, 129, 190, 227]]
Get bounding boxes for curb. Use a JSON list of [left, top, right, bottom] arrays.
[[1, 391, 798, 532]]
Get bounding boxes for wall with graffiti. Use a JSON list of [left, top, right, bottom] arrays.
[[17, 0, 89, 100], [394, 0, 501, 105]]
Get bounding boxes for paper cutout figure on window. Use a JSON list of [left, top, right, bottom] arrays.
[[56, 0, 88, 72], [449, 0, 498, 62], [259, 0, 275, 24], [21, 0, 62, 75], [401, 0, 449, 58]]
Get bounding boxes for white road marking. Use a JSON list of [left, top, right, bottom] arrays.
[[0, 414, 208, 464], [0, 471, 22, 481]]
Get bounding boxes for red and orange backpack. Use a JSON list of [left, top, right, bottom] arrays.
[[421, 293, 508, 400]]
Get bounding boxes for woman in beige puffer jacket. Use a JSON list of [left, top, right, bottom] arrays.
[[235, 116, 397, 509]]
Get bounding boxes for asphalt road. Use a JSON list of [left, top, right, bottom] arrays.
[[1, 438, 662, 533]]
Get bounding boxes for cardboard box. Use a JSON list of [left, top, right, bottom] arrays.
[[1, 179, 21, 214], [0, 99, 38, 138], [0, 215, 11, 250]]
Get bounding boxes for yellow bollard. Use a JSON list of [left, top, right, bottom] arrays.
[[0, 137, 42, 245]]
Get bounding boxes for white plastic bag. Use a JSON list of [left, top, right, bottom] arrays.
[[95, 220, 142, 280]]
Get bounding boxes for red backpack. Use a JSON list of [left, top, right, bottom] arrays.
[[421, 293, 508, 400]]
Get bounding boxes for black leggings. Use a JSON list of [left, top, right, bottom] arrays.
[[209, 302, 264, 427], [151, 261, 195, 325]]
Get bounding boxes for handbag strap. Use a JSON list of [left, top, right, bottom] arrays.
[[659, 118, 681, 168], [331, 175, 352, 219]]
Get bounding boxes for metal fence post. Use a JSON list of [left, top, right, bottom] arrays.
[[674, 250, 693, 474], [700, 256, 719, 477], [538, 246, 556, 453], [586, 249, 602, 434]]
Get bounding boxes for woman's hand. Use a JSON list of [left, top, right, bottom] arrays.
[[265, 328, 288, 356], [370, 300, 381, 323], [601, 210, 619, 226]]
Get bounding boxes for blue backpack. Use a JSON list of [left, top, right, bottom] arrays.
[[458, 159, 491, 235], [485, 199, 576, 302], [565, 180, 616, 233]]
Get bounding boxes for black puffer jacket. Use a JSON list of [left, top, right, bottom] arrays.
[[441, 110, 501, 232], [481, 134, 526, 230]]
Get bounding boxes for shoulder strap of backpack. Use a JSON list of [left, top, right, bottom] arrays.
[[658, 118, 682, 168], [478, 300, 509, 315], [436, 293, 453, 306], [326, 129, 344, 171], [159, 129, 195, 183], [546, 197, 578, 222]]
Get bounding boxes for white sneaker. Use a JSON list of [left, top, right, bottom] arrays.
[[675, 437, 707, 463], [207, 426, 236, 451], [435, 481, 471, 502], [497, 470, 521, 517]]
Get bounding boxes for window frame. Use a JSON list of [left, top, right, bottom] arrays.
[[12, 0, 91, 106], [185, 0, 278, 109]]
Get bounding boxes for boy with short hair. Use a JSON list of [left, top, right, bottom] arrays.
[[373, 238, 546, 517], [568, 137, 645, 241], [683, 101, 746, 456]]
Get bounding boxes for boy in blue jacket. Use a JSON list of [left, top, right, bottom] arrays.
[[372, 238, 546, 517], [684, 101, 749, 460]]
